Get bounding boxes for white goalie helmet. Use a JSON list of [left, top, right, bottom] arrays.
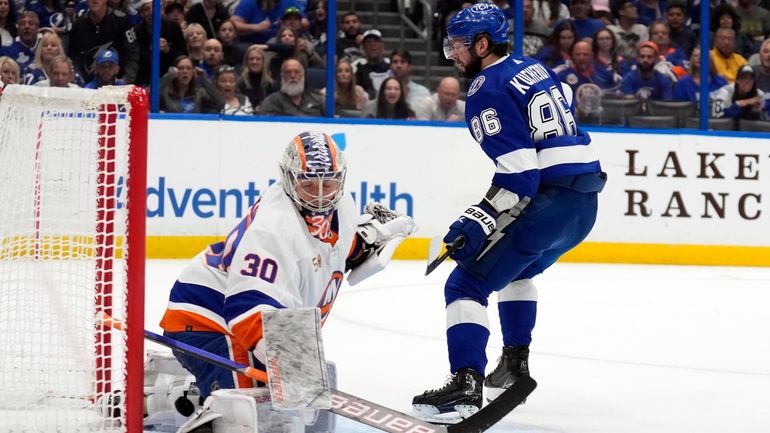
[[279, 131, 347, 214]]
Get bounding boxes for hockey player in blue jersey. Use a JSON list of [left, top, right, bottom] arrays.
[[412, 3, 607, 423]]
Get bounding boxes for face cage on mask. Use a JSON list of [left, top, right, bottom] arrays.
[[287, 170, 346, 214]]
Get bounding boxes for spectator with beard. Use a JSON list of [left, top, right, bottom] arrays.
[[258, 57, 324, 116], [712, 64, 770, 126], [83, 48, 125, 88], [353, 29, 390, 98], [608, 1, 648, 60], [236, 44, 278, 109], [620, 41, 673, 100], [336, 11, 363, 63], [159, 55, 224, 113]]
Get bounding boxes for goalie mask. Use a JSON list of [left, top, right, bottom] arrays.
[[279, 131, 347, 214]]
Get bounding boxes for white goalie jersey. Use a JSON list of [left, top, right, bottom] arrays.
[[160, 182, 359, 352]]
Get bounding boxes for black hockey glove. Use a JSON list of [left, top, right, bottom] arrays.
[[444, 202, 497, 262]]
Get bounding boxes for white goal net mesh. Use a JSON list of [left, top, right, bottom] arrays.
[[0, 85, 146, 432]]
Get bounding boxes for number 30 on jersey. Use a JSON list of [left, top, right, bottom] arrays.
[[470, 85, 576, 143]]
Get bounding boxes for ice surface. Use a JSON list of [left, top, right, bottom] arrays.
[[145, 260, 770, 433]]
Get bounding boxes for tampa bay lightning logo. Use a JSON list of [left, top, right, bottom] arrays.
[[467, 75, 485, 97]]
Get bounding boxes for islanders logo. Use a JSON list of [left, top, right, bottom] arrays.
[[467, 75, 486, 97]]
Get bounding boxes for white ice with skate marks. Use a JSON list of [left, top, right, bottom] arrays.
[[144, 260, 770, 433]]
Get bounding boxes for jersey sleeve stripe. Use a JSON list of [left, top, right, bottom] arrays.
[[159, 303, 229, 334], [225, 289, 285, 321], [168, 281, 226, 311], [538, 144, 599, 170], [494, 147, 539, 174]]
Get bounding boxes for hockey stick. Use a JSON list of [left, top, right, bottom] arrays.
[[425, 236, 464, 276], [99, 313, 536, 433]]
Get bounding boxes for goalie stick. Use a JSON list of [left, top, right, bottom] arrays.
[[99, 314, 536, 433]]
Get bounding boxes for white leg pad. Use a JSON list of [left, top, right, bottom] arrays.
[[203, 388, 305, 433]]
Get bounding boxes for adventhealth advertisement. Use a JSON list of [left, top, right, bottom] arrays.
[[145, 119, 770, 264]]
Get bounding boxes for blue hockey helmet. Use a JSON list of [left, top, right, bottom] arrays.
[[446, 3, 510, 46]]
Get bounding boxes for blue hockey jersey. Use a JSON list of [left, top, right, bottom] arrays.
[[464, 54, 602, 201]]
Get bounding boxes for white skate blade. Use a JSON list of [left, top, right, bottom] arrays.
[[412, 404, 479, 424]]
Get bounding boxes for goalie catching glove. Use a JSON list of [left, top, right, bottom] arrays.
[[347, 202, 417, 285]]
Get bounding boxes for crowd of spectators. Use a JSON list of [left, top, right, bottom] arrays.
[[2, 0, 770, 128]]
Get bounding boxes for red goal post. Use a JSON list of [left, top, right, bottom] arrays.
[[0, 85, 147, 432]]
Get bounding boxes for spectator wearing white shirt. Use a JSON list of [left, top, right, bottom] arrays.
[[415, 76, 465, 121]]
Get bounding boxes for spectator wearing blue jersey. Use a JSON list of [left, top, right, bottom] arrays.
[[558, 40, 618, 93], [413, 3, 606, 422], [159, 55, 225, 113], [231, 0, 297, 45], [672, 46, 728, 102], [84, 48, 125, 88], [36, 54, 79, 87], [562, 0, 605, 40], [3, 11, 41, 71], [620, 41, 673, 100]]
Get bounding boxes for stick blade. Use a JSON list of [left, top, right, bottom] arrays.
[[262, 307, 331, 410]]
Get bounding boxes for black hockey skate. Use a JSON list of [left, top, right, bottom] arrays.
[[484, 345, 530, 403], [412, 368, 483, 424]]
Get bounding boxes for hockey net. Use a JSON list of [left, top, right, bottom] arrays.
[[0, 85, 147, 432]]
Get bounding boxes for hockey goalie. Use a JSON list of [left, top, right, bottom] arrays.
[[144, 131, 417, 432]]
